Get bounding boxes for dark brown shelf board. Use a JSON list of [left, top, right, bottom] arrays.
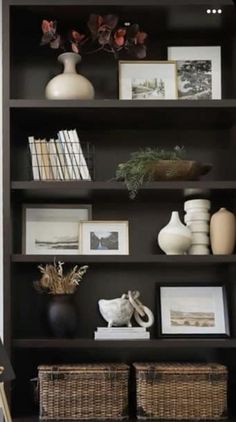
[[12, 419, 236, 422], [13, 416, 236, 422], [9, 99, 236, 109], [7, 0, 235, 7], [12, 338, 236, 349], [10, 100, 236, 129], [11, 254, 236, 264], [11, 180, 236, 200]]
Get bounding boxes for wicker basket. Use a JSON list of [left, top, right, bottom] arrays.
[[146, 160, 212, 181], [38, 364, 129, 420], [134, 362, 228, 420]]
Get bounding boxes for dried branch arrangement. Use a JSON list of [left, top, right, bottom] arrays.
[[34, 261, 89, 294], [41, 14, 147, 59]]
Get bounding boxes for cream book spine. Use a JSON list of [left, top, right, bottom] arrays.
[[63, 130, 81, 180], [40, 139, 53, 180], [34, 139, 46, 180], [28, 136, 40, 180], [54, 138, 70, 180], [70, 129, 91, 180], [47, 138, 60, 180], [58, 131, 75, 180]]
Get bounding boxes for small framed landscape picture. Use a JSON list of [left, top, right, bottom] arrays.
[[168, 46, 221, 99], [23, 204, 92, 255], [80, 221, 129, 255], [159, 285, 229, 336], [119, 61, 178, 100]]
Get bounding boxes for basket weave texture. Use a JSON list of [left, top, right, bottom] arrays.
[[134, 362, 228, 420], [38, 364, 129, 420]]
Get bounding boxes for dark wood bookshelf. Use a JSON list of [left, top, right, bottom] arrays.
[[4, 0, 236, 419], [7, 0, 235, 7]]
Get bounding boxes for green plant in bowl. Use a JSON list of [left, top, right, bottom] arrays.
[[116, 146, 211, 199]]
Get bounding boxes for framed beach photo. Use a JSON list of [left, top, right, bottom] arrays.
[[119, 61, 178, 100], [23, 204, 92, 255], [168, 46, 221, 99], [80, 221, 129, 255], [159, 285, 229, 336]]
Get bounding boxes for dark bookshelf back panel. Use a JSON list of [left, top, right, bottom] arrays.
[[12, 262, 228, 338], [11, 102, 236, 130], [10, 110, 235, 181], [10, 5, 236, 99]]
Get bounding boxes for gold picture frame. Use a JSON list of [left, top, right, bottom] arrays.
[[119, 60, 178, 100]]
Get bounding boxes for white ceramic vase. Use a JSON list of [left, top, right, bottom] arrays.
[[158, 211, 192, 255], [210, 207, 235, 254], [45, 52, 95, 100]]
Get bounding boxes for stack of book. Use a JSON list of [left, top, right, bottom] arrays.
[[28, 129, 92, 181], [94, 327, 150, 340]]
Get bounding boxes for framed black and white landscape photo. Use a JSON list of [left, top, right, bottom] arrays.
[[23, 204, 92, 255], [80, 221, 129, 255], [168, 46, 221, 99], [159, 285, 229, 336], [119, 61, 178, 100]]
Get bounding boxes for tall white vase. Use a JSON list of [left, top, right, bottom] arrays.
[[158, 211, 192, 255], [45, 52, 95, 100]]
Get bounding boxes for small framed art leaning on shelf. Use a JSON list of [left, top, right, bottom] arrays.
[[80, 221, 129, 255], [119, 61, 178, 100], [168, 46, 221, 100], [158, 285, 229, 336], [22, 204, 92, 255]]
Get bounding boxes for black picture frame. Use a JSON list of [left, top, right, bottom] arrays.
[[157, 283, 230, 338]]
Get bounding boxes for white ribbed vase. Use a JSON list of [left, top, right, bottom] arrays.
[[158, 211, 192, 255], [45, 52, 95, 100]]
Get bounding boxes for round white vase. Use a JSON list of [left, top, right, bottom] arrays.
[[158, 211, 192, 255], [45, 52, 95, 100]]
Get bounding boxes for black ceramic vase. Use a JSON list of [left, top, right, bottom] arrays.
[[48, 294, 77, 338]]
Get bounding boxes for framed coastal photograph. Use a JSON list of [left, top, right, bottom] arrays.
[[119, 61, 178, 100], [159, 285, 229, 336], [23, 204, 92, 255], [168, 46, 221, 99], [80, 221, 129, 255]]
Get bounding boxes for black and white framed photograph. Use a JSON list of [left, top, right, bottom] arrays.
[[119, 61, 178, 100], [159, 285, 229, 336], [23, 204, 92, 255], [80, 221, 129, 255], [168, 46, 221, 99]]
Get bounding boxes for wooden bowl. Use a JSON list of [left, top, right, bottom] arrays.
[[146, 160, 212, 181]]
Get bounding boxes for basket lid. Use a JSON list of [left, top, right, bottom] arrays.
[[133, 362, 227, 374], [38, 363, 129, 372]]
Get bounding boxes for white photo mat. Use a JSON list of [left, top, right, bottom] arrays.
[[80, 221, 129, 255], [160, 286, 229, 335], [23, 205, 91, 255], [168, 46, 221, 99], [119, 61, 178, 100]]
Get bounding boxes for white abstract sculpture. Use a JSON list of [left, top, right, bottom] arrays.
[[98, 290, 154, 328]]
